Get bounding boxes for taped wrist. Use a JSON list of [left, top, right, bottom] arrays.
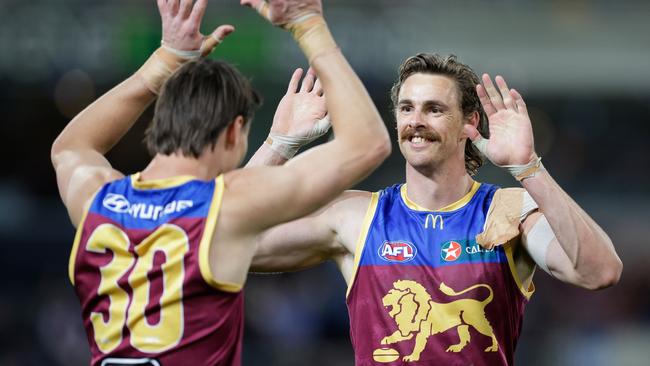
[[265, 116, 331, 159], [290, 15, 338, 62], [265, 134, 301, 160], [503, 156, 545, 181], [136, 47, 195, 95]]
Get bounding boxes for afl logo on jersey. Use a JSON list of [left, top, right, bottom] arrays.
[[378, 241, 417, 263], [441, 241, 462, 262]]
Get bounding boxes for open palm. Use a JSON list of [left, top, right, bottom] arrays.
[[158, 0, 234, 56], [465, 74, 536, 166], [271, 68, 328, 138]]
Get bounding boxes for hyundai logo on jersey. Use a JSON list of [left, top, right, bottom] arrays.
[[102, 193, 194, 221], [378, 241, 417, 262]]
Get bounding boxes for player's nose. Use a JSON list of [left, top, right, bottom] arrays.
[[408, 109, 426, 129]]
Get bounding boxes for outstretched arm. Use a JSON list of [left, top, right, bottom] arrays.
[[246, 67, 329, 167], [51, 0, 233, 225], [251, 190, 370, 274], [224, 0, 390, 234], [465, 74, 622, 290]]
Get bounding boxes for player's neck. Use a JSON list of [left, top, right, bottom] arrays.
[[404, 159, 474, 211], [140, 153, 224, 182]]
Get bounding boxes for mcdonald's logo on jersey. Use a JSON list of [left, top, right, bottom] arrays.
[[424, 214, 444, 230], [378, 241, 417, 263]]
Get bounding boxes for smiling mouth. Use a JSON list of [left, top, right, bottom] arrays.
[[409, 136, 433, 144]]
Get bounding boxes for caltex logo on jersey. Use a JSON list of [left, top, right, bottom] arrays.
[[441, 241, 463, 262], [378, 241, 417, 263]]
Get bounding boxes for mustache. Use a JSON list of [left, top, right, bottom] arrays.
[[399, 126, 440, 142]]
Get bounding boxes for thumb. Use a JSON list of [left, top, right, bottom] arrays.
[[463, 124, 489, 156], [200, 25, 235, 57]]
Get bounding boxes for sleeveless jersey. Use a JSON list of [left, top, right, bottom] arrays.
[[346, 182, 534, 366], [69, 174, 243, 366]]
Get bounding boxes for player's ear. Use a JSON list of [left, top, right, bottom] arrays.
[[224, 116, 246, 150], [461, 111, 480, 139]]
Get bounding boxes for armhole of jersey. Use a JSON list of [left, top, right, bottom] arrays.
[[68, 189, 101, 285], [198, 175, 242, 293], [345, 192, 380, 298], [503, 240, 535, 300]]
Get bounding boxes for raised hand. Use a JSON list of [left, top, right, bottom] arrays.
[[271, 68, 329, 139], [157, 0, 234, 56], [464, 74, 537, 167], [240, 0, 323, 27]]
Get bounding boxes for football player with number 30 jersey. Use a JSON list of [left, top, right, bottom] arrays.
[[51, 0, 391, 365]]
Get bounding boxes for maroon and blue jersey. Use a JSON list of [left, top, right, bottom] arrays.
[[69, 174, 243, 366], [346, 182, 534, 366]]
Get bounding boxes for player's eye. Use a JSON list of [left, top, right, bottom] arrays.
[[400, 105, 413, 113]]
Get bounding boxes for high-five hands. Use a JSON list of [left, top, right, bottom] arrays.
[[139, 0, 235, 94], [464, 74, 541, 180], [240, 0, 323, 28], [157, 0, 234, 57], [240, 0, 335, 62]]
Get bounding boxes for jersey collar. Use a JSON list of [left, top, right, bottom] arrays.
[[400, 181, 481, 212]]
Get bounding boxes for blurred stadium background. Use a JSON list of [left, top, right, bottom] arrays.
[[1, 0, 649, 365]]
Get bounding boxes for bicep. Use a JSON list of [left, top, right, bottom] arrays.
[[52, 149, 123, 226]]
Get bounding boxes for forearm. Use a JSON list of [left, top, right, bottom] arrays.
[[522, 170, 622, 287], [251, 216, 338, 272], [295, 18, 390, 155], [52, 74, 154, 157], [245, 142, 288, 167], [314, 53, 386, 143]]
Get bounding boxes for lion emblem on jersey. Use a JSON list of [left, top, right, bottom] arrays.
[[380, 280, 498, 362]]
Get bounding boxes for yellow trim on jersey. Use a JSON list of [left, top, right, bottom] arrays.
[[400, 181, 481, 212], [69, 191, 100, 285], [130, 173, 197, 190], [198, 175, 242, 293], [504, 241, 535, 300], [346, 192, 380, 298]]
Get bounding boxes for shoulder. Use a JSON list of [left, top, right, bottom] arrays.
[[325, 189, 380, 227], [492, 186, 538, 219]]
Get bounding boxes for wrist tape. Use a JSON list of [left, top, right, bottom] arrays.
[[265, 116, 331, 159], [471, 137, 544, 181], [254, 2, 337, 62], [502, 156, 544, 181], [136, 47, 194, 95], [137, 34, 225, 94]]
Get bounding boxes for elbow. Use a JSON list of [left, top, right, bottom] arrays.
[[598, 256, 623, 289], [51, 136, 66, 168], [580, 257, 623, 290], [373, 133, 392, 162], [366, 128, 392, 165]]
